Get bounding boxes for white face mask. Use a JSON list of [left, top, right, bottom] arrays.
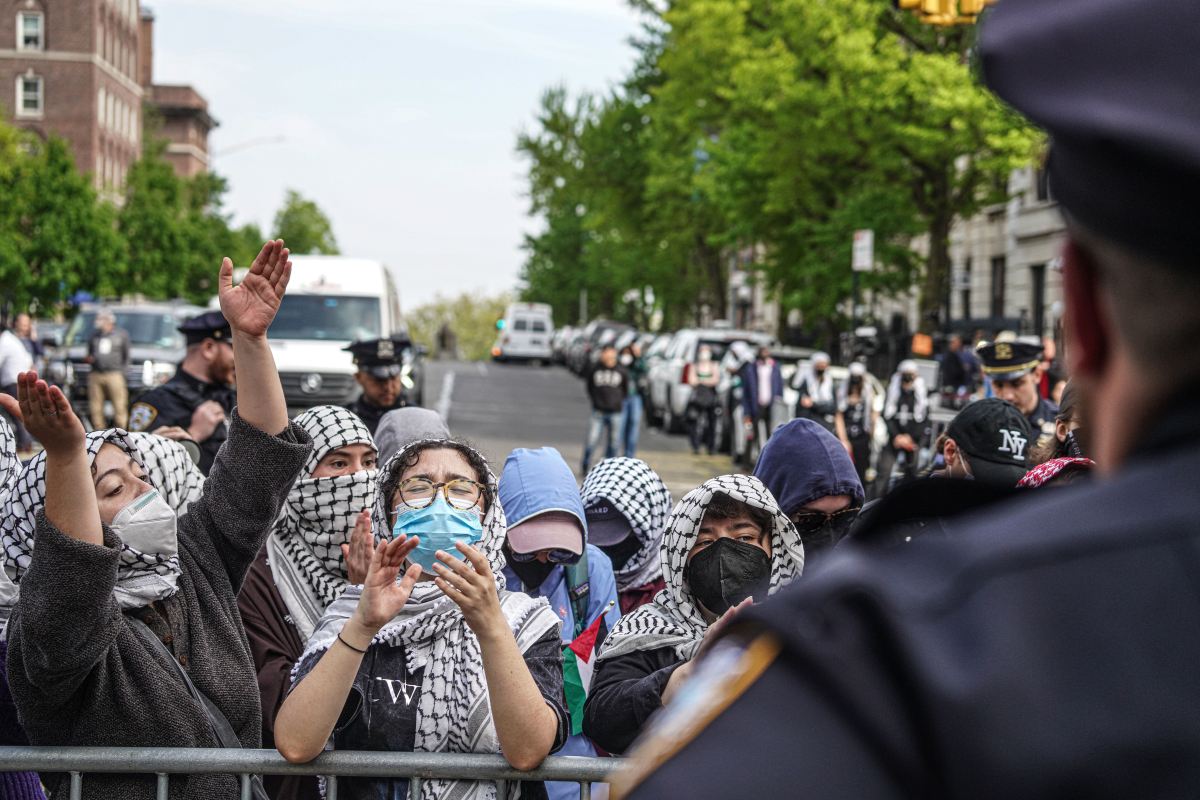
[[111, 488, 178, 557]]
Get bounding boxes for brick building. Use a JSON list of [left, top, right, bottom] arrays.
[[0, 0, 215, 190], [0, 0, 143, 192]]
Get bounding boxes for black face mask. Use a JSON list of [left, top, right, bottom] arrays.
[[599, 533, 642, 571], [504, 544, 556, 590], [685, 537, 771, 616]]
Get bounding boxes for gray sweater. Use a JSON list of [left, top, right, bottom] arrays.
[[7, 412, 312, 800]]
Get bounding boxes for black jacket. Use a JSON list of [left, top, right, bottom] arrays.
[[128, 369, 235, 475], [624, 395, 1200, 799], [583, 646, 682, 755]]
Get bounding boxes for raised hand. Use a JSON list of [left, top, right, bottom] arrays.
[[218, 239, 292, 339], [350, 535, 422, 633], [0, 372, 86, 457], [433, 542, 505, 639], [341, 509, 374, 585]]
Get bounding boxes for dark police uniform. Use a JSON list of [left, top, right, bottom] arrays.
[[343, 337, 410, 435], [978, 339, 1058, 442], [127, 311, 234, 475], [613, 0, 1200, 797]]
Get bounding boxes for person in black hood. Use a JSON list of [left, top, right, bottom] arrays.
[[753, 418, 865, 557]]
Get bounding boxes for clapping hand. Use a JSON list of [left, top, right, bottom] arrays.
[[433, 543, 505, 639], [218, 239, 292, 339], [341, 510, 374, 585], [350, 535, 422, 633], [0, 372, 85, 457]]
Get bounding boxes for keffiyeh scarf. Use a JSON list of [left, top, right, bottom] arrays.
[[294, 439, 560, 800], [0, 416, 19, 636], [268, 405, 377, 641], [1018, 456, 1095, 488], [581, 457, 672, 592], [1, 428, 182, 611], [127, 432, 206, 515], [597, 474, 805, 663]]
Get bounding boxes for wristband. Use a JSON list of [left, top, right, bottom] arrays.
[[336, 632, 368, 655]]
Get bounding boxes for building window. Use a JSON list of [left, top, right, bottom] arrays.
[[959, 257, 972, 320], [1035, 168, 1053, 203], [1030, 263, 1047, 334], [18, 12, 44, 51], [990, 256, 1007, 319], [16, 74, 43, 117]]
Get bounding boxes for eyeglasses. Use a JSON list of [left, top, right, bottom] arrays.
[[508, 548, 578, 564], [395, 477, 487, 511], [789, 507, 860, 538]]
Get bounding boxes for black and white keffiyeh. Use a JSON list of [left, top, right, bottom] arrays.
[[295, 439, 560, 800], [0, 416, 18, 636], [581, 457, 672, 592], [0, 429, 182, 610], [126, 432, 205, 516], [267, 405, 377, 641], [596, 474, 805, 663]]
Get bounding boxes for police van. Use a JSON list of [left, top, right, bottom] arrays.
[[491, 302, 554, 364], [250, 256, 414, 410]]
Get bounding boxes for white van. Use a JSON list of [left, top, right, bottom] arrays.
[[262, 256, 404, 409], [491, 302, 554, 364]]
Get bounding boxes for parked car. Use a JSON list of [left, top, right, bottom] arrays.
[[568, 319, 635, 375], [492, 302, 555, 364], [49, 301, 205, 415], [551, 326, 577, 365], [646, 327, 774, 434]]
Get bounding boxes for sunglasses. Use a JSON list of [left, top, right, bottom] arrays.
[[789, 506, 861, 537], [508, 548, 578, 564]]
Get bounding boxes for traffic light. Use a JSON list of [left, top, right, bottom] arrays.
[[892, 0, 921, 8], [496, 318, 506, 330], [920, 0, 950, 14]]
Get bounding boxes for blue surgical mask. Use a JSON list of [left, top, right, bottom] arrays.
[[391, 495, 485, 573]]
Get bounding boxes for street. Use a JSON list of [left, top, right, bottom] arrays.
[[423, 360, 733, 497]]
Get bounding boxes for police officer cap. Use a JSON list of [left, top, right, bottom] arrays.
[[977, 340, 1042, 381], [178, 310, 232, 345], [344, 336, 408, 379], [980, 0, 1200, 268]]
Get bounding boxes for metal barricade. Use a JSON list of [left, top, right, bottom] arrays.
[[0, 747, 618, 800]]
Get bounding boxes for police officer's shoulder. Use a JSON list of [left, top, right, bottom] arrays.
[[344, 336, 407, 380]]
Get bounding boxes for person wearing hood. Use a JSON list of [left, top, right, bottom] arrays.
[[375, 406, 450, 465], [583, 474, 804, 755], [497, 446, 621, 800], [581, 457, 673, 615], [239, 405, 379, 800], [880, 359, 930, 490], [753, 418, 865, 558], [0, 241, 313, 800], [126, 432, 207, 516], [276, 438, 568, 800], [793, 351, 837, 431]]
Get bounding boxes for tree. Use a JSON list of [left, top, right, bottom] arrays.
[[272, 189, 339, 255], [405, 292, 512, 362]]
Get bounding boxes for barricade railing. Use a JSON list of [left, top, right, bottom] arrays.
[[0, 747, 619, 800]]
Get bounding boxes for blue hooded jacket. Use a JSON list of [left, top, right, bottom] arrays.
[[753, 418, 865, 515], [497, 447, 622, 796]]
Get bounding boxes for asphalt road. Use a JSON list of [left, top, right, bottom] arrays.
[[422, 360, 736, 498]]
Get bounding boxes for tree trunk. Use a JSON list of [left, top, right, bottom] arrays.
[[919, 206, 953, 335]]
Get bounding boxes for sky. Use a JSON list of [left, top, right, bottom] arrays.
[[149, 0, 645, 310]]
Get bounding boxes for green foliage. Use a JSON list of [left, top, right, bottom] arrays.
[[272, 189, 340, 255], [517, 0, 1041, 338], [405, 292, 513, 362]]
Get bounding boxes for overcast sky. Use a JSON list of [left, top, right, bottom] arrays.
[[150, 0, 644, 309]]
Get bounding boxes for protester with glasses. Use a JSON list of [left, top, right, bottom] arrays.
[[496, 446, 621, 800], [276, 438, 569, 800], [583, 474, 805, 755], [753, 417, 865, 557]]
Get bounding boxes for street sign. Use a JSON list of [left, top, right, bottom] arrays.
[[852, 229, 874, 272]]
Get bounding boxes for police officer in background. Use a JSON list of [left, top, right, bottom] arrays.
[[343, 336, 410, 434], [613, 1, 1200, 797], [978, 339, 1058, 441], [127, 310, 234, 475]]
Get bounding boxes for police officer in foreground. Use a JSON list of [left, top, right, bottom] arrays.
[[978, 338, 1058, 440], [127, 310, 234, 475], [613, 0, 1200, 797], [342, 336, 410, 434]]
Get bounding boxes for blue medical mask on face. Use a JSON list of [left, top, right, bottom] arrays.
[[391, 495, 485, 573]]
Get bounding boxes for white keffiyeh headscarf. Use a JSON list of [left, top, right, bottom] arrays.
[[267, 405, 378, 641], [596, 474, 804, 663], [1, 428, 182, 611], [127, 432, 206, 516], [294, 439, 560, 800], [581, 457, 672, 592], [0, 416, 19, 637]]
